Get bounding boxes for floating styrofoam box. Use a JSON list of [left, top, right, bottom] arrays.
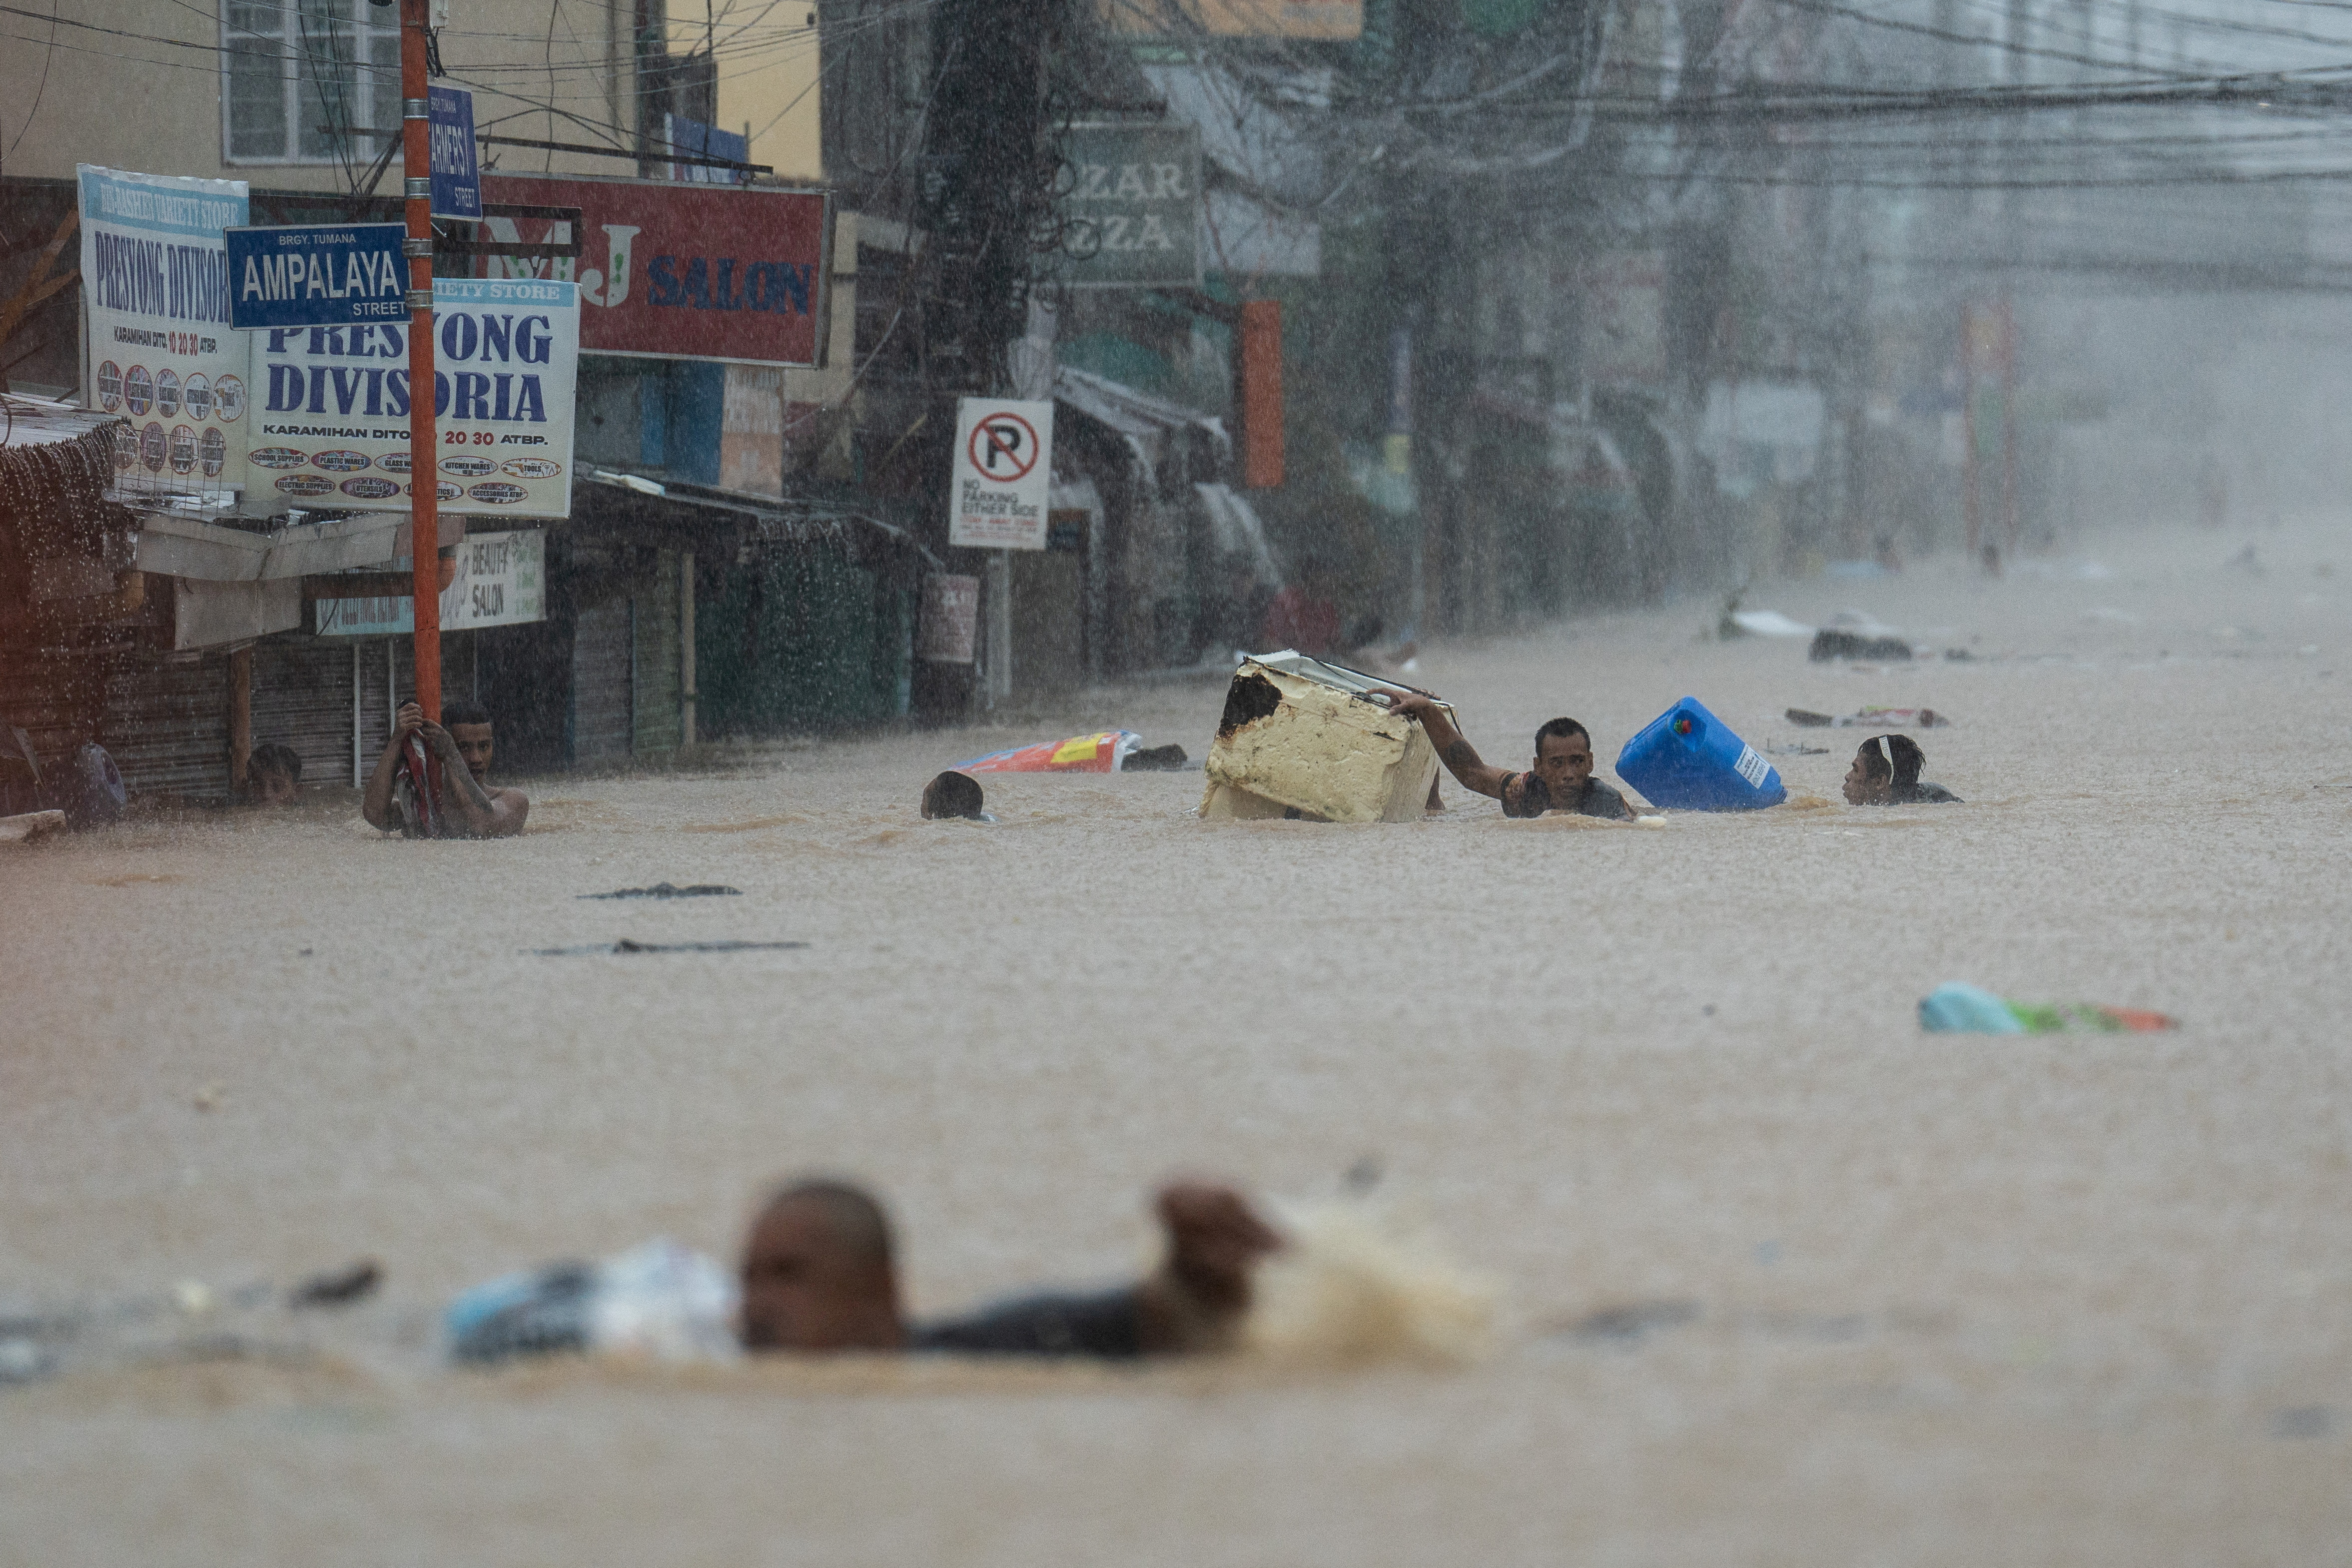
[[1200, 652, 1440, 824]]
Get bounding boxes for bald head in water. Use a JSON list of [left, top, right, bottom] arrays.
[[737, 1179, 908, 1351]]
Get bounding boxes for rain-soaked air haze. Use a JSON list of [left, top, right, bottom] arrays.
[[10, 0, 2352, 1559], [4, 519, 2350, 1565]]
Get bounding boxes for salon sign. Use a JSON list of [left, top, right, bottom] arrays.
[[315, 529, 545, 637], [476, 174, 830, 368]]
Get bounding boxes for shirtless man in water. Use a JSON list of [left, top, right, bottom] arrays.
[[739, 1180, 1283, 1357], [362, 699, 530, 837], [1384, 696, 1635, 819]]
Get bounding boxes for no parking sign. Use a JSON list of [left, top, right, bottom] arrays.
[[948, 397, 1053, 550]]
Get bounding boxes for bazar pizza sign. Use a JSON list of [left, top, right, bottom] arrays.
[[477, 174, 829, 367]]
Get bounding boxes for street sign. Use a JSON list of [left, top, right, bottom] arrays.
[[478, 174, 830, 366], [225, 222, 407, 330], [1056, 123, 1201, 289], [948, 397, 1053, 550], [429, 86, 481, 221], [315, 528, 547, 636]]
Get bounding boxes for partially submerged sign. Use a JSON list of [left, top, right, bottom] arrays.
[[476, 174, 829, 367], [225, 222, 408, 330], [1056, 124, 1201, 289], [947, 398, 1053, 550], [76, 164, 249, 501], [249, 278, 579, 517], [315, 528, 546, 636]]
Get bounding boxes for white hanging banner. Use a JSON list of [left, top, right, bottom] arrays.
[[76, 164, 250, 503], [947, 397, 1053, 551]]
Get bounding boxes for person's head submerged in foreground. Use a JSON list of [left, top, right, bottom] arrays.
[[738, 1178, 1283, 1356], [1843, 734, 1960, 805], [920, 770, 988, 820], [246, 743, 302, 805]]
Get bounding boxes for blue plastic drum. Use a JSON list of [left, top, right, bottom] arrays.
[[1614, 697, 1786, 811]]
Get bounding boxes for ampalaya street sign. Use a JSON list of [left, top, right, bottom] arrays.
[[224, 222, 408, 330]]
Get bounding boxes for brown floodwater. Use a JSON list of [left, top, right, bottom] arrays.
[[3, 521, 2349, 1565]]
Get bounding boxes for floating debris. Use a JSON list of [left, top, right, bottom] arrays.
[[578, 882, 742, 900], [1552, 1299, 1701, 1345], [289, 1260, 382, 1309], [2273, 1406, 2335, 1440], [531, 939, 807, 956]]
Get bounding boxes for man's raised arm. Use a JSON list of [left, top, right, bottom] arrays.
[[361, 702, 421, 831], [1386, 693, 1511, 801]]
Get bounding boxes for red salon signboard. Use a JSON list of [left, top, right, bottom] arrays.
[[478, 174, 829, 368]]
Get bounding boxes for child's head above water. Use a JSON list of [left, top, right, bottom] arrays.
[[248, 743, 302, 805], [921, 770, 987, 820]]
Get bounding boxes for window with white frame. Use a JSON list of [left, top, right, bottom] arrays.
[[224, 0, 400, 165]]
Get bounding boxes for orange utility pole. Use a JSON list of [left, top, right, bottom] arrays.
[[401, 0, 442, 721]]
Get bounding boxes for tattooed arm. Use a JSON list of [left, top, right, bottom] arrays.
[[1385, 693, 1517, 802], [419, 718, 530, 837]]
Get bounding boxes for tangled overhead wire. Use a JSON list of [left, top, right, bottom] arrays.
[[909, 0, 1091, 398]]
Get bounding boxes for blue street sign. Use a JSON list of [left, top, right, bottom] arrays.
[[225, 222, 408, 330], [430, 86, 481, 221]]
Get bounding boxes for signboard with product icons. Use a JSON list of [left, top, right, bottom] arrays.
[[76, 164, 250, 502], [246, 278, 578, 518]]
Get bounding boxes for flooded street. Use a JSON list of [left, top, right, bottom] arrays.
[[4, 519, 2350, 1566]]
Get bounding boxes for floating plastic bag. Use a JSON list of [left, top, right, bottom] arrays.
[[446, 1238, 738, 1365], [1920, 981, 2177, 1035], [953, 730, 1140, 774]]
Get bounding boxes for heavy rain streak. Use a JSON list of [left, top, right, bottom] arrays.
[[1, 0, 2350, 1563]]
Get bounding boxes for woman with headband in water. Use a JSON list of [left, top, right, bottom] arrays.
[[1842, 733, 1962, 805]]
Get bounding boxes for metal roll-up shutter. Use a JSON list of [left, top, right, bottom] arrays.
[[251, 635, 356, 790], [0, 651, 108, 816], [101, 653, 228, 804], [354, 640, 401, 791], [631, 551, 682, 755], [571, 597, 633, 764]]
